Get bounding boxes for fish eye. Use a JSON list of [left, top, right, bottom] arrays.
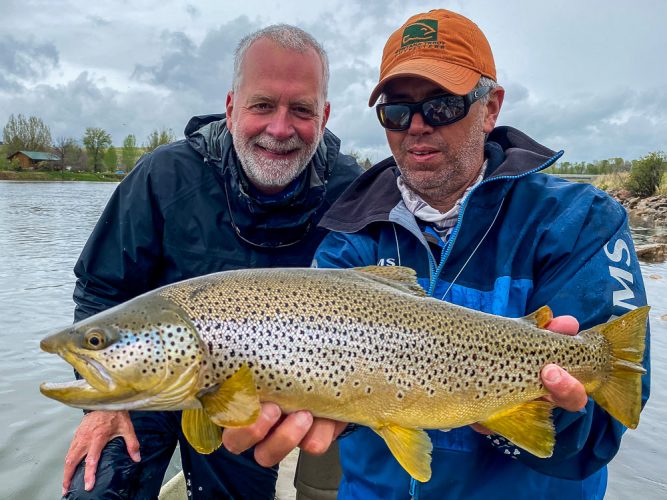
[[84, 330, 107, 350]]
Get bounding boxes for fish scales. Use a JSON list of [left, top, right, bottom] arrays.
[[157, 268, 607, 428], [40, 266, 648, 482]]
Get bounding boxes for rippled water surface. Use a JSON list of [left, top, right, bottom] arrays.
[[0, 181, 665, 499]]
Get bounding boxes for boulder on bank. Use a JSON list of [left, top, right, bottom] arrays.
[[610, 191, 667, 225], [635, 244, 667, 263]]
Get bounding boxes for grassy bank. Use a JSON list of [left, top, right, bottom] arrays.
[[0, 170, 124, 182], [593, 172, 667, 195]]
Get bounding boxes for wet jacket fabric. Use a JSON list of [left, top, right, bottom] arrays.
[[314, 126, 650, 500], [73, 114, 361, 320]]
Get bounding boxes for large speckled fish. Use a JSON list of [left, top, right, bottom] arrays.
[[40, 266, 648, 482]]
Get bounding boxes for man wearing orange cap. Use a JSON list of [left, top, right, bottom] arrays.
[[222, 9, 649, 499]]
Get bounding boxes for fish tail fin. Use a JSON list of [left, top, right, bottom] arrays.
[[588, 305, 649, 429]]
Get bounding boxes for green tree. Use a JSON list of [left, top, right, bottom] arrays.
[[104, 146, 118, 172], [625, 151, 666, 197], [121, 134, 139, 171], [0, 144, 10, 170], [144, 127, 176, 152], [83, 127, 112, 172], [2, 114, 53, 155]]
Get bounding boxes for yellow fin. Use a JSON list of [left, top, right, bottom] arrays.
[[354, 265, 425, 297], [519, 305, 553, 329], [181, 408, 223, 454], [587, 305, 649, 429], [372, 424, 432, 482], [200, 364, 261, 428], [480, 400, 555, 458]]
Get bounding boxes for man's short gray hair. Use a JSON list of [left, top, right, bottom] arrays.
[[232, 24, 330, 99], [475, 76, 499, 105]]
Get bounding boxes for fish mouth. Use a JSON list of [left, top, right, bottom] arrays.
[[61, 350, 117, 393], [39, 347, 136, 408], [40, 350, 202, 411], [39, 378, 145, 410]]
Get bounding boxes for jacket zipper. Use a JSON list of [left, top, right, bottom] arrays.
[[426, 151, 563, 297]]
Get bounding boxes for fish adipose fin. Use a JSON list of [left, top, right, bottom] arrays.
[[354, 265, 426, 297], [372, 424, 433, 482], [480, 400, 555, 458], [181, 408, 223, 454], [587, 305, 649, 429], [519, 305, 553, 329]]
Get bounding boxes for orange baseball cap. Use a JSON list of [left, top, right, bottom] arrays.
[[368, 9, 496, 106]]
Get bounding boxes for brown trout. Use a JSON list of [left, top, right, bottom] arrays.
[[40, 266, 649, 482]]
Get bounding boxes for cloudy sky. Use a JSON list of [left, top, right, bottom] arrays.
[[1, 0, 665, 163]]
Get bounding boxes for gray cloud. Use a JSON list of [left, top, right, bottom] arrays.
[[185, 4, 199, 18], [0, 1, 665, 165], [132, 16, 259, 101], [87, 15, 111, 27], [0, 36, 59, 82], [501, 85, 667, 161]]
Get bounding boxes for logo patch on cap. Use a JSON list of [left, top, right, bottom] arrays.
[[401, 20, 438, 47]]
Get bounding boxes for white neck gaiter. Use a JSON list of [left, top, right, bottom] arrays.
[[397, 160, 487, 241]]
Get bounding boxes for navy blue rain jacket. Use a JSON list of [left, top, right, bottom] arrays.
[[314, 126, 650, 499]]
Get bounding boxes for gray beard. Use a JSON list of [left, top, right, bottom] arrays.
[[232, 131, 320, 190]]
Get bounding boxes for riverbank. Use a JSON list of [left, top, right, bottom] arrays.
[[0, 170, 123, 182], [608, 191, 667, 262]]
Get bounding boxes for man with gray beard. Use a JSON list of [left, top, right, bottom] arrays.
[[61, 24, 361, 500]]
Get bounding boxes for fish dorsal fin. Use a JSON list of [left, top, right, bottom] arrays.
[[199, 364, 261, 428], [480, 400, 555, 458], [181, 408, 223, 454], [518, 306, 553, 329], [354, 266, 426, 297], [372, 424, 433, 482]]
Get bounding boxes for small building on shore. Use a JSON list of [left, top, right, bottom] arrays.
[[7, 150, 60, 169]]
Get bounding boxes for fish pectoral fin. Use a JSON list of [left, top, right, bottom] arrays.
[[480, 400, 555, 458], [519, 306, 553, 329], [181, 408, 223, 454], [199, 364, 261, 428], [354, 266, 425, 297], [372, 424, 433, 482]]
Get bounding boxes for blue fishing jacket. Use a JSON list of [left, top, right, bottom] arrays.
[[314, 126, 650, 499]]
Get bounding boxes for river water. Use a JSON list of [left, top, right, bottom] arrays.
[[0, 181, 665, 499]]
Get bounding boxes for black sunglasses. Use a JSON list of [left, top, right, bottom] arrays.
[[376, 86, 492, 131]]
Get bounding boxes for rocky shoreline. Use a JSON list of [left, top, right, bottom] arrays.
[[609, 191, 667, 263]]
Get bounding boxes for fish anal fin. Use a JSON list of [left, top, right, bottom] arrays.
[[200, 364, 260, 427], [480, 400, 555, 458], [372, 424, 432, 482], [182, 408, 222, 454], [354, 266, 425, 297], [519, 306, 553, 329]]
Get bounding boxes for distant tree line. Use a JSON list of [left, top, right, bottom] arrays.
[[544, 157, 632, 176], [1, 114, 176, 173], [545, 153, 666, 197]]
